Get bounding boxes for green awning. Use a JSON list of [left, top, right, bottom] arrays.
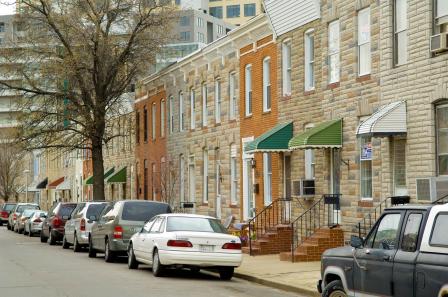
[[106, 167, 127, 183], [85, 167, 115, 185], [288, 119, 343, 150], [245, 122, 293, 153]]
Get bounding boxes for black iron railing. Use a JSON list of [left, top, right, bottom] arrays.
[[247, 198, 305, 256], [290, 194, 341, 262]]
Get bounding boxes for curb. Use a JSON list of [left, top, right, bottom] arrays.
[[233, 272, 320, 297]]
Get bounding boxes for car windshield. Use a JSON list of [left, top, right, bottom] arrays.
[[87, 204, 106, 218], [17, 205, 39, 213], [121, 202, 171, 221], [59, 205, 77, 217], [3, 204, 16, 211], [166, 217, 227, 234], [22, 209, 36, 217]]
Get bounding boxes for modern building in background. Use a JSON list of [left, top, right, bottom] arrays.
[[208, 0, 263, 26]]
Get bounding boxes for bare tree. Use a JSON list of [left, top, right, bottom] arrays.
[[158, 159, 178, 208], [0, 135, 26, 202], [0, 0, 176, 200]]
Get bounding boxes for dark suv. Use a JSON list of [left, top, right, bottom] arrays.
[[41, 202, 78, 245]]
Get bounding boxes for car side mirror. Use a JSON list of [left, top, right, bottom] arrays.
[[350, 235, 364, 249]]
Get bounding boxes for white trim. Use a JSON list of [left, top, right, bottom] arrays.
[[420, 204, 448, 254]]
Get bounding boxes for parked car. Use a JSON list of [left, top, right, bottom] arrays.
[[24, 211, 47, 237], [1, 202, 16, 227], [318, 203, 448, 297], [15, 209, 37, 234], [63, 201, 110, 251], [128, 214, 242, 280], [8, 203, 40, 232], [89, 200, 172, 262], [40, 202, 78, 245]]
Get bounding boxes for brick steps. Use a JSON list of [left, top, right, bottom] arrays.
[[242, 224, 293, 255], [279, 227, 344, 262]]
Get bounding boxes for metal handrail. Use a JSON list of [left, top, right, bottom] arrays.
[[433, 193, 448, 205], [356, 197, 393, 239]]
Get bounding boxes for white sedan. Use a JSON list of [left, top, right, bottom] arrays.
[[127, 214, 243, 280]]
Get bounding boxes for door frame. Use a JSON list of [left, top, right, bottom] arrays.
[[242, 137, 254, 221]]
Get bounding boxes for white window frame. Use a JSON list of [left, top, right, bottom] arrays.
[[328, 20, 340, 84], [190, 88, 195, 130], [360, 136, 373, 199], [437, 103, 448, 176], [358, 7, 371, 76], [230, 144, 238, 205], [152, 163, 157, 200], [215, 78, 221, 123], [394, 0, 407, 66], [179, 92, 184, 132], [229, 72, 237, 120], [437, 0, 448, 19], [304, 124, 315, 180], [160, 99, 165, 138], [151, 103, 156, 140], [203, 149, 208, 203], [202, 83, 207, 127], [282, 40, 292, 96], [180, 155, 185, 202], [304, 29, 315, 91], [245, 64, 252, 117], [169, 96, 174, 134], [262, 57, 271, 112], [263, 153, 272, 205]]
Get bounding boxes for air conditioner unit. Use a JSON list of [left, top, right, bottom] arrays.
[[291, 179, 315, 197], [430, 33, 448, 53], [416, 176, 448, 202]]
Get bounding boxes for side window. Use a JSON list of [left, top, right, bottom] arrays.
[[142, 218, 156, 233], [100, 204, 114, 220], [372, 213, 402, 250], [364, 223, 378, 248], [401, 213, 423, 252], [150, 217, 163, 233], [430, 213, 448, 247]]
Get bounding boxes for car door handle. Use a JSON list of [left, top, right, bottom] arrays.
[[383, 255, 391, 262]]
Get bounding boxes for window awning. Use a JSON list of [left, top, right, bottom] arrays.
[[106, 167, 127, 184], [56, 177, 71, 191], [244, 122, 293, 153], [85, 167, 115, 185], [356, 101, 407, 137], [26, 181, 40, 192], [36, 177, 48, 189], [288, 119, 343, 150], [48, 177, 64, 189]]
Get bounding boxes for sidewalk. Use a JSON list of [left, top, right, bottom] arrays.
[[235, 254, 321, 297]]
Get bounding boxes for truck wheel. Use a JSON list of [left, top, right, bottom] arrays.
[[322, 280, 347, 297], [219, 267, 234, 280]]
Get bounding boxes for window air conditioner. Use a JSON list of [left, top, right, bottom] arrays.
[[291, 179, 315, 198], [416, 176, 448, 202], [430, 33, 448, 53]]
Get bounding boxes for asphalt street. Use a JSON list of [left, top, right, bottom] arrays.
[[0, 227, 304, 297]]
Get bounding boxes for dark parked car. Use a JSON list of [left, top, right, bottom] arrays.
[[89, 200, 172, 262], [0, 202, 16, 227], [40, 202, 78, 245]]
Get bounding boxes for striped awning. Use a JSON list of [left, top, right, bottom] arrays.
[[106, 167, 127, 184], [85, 167, 115, 185], [244, 122, 293, 153], [289, 119, 343, 150], [357, 101, 407, 137], [48, 177, 64, 189]]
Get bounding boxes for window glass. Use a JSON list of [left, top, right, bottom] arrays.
[[202, 84, 207, 127], [215, 79, 221, 123], [282, 41, 292, 96], [358, 7, 371, 75], [437, 0, 448, 18], [229, 72, 237, 120], [121, 202, 171, 221], [190, 89, 195, 129], [4, 204, 16, 211], [86, 204, 107, 218], [305, 30, 315, 90], [373, 213, 401, 250], [166, 216, 227, 233], [17, 205, 39, 213], [263, 153, 272, 205], [437, 105, 448, 175], [263, 57, 271, 112], [203, 149, 208, 203], [227, 5, 240, 18], [430, 213, 448, 246], [394, 0, 407, 65], [328, 20, 340, 83], [210, 7, 223, 19], [143, 218, 156, 233], [245, 65, 252, 116], [244, 4, 256, 16], [150, 217, 163, 233], [401, 213, 422, 252], [360, 137, 373, 198]]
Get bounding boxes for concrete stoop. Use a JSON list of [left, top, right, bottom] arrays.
[[279, 227, 344, 262], [242, 224, 292, 255]]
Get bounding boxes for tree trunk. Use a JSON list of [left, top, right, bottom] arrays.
[[91, 141, 105, 201]]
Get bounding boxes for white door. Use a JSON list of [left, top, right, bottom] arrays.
[[216, 160, 222, 219], [330, 149, 341, 224], [134, 219, 154, 259], [188, 157, 195, 203], [242, 137, 254, 220], [393, 138, 408, 196]]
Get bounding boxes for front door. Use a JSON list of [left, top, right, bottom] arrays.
[[242, 137, 254, 220], [215, 155, 222, 219], [330, 149, 341, 224], [188, 157, 195, 203], [393, 138, 407, 196], [354, 211, 404, 296]]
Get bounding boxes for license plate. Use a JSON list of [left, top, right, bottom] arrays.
[[199, 245, 214, 252]]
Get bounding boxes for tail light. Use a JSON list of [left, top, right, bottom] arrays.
[[34, 218, 42, 223], [167, 240, 193, 248], [13, 213, 17, 220], [1, 211, 8, 218], [222, 243, 242, 250], [113, 225, 123, 239], [80, 218, 86, 231], [52, 216, 62, 228]]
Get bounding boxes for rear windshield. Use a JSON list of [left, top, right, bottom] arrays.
[[121, 202, 171, 221], [22, 209, 36, 217], [166, 217, 227, 233], [17, 205, 39, 213], [3, 204, 16, 211], [87, 204, 107, 218], [58, 204, 77, 217]]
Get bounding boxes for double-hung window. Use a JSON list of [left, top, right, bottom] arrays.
[[179, 92, 184, 132], [151, 103, 156, 140], [229, 72, 237, 120], [169, 96, 174, 134], [179, 155, 185, 202], [215, 79, 221, 123], [436, 0, 448, 20], [143, 107, 148, 142], [203, 149, 208, 203], [437, 103, 448, 176], [202, 83, 207, 127], [190, 88, 195, 130], [394, 0, 408, 66], [304, 29, 315, 91], [263, 153, 272, 205], [160, 100, 165, 138], [282, 40, 292, 96], [328, 20, 340, 84], [136, 111, 140, 143], [360, 137, 373, 199], [245, 64, 252, 116], [358, 7, 371, 76], [230, 144, 237, 205], [263, 57, 271, 112]]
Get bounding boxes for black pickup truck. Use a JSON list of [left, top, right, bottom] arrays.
[[318, 203, 448, 297]]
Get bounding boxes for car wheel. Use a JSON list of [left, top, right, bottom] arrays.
[[152, 249, 164, 277], [322, 280, 347, 297], [219, 267, 234, 281], [48, 230, 56, 245], [40, 230, 48, 243], [6, 223, 10, 230], [128, 244, 139, 270], [62, 235, 70, 249], [28, 229, 33, 237], [88, 237, 97, 258], [104, 240, 115, 263], [73, 234, 81, 253], [0, 221, 3, 226]]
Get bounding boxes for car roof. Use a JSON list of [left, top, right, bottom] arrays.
[[385, 204, 433, 211], [160, 213, 216, 219]]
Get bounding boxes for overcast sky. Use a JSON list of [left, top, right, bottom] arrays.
[[0, 1, 15, 16]]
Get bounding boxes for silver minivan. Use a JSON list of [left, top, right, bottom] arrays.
[[89, 200, 171, 262], [63, 201, 110, 252]]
